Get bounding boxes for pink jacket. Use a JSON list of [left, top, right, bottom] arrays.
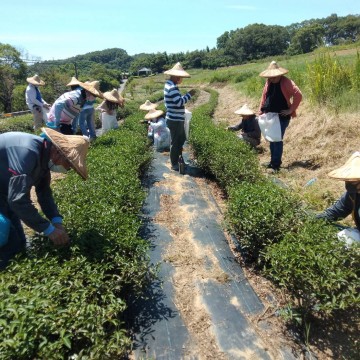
[[259, 76, 302, 118]]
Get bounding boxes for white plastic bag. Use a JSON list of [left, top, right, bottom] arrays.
[[42, 107, 49, 123], [258, 112, 282, 142], [337, 228, 360, 247], [184, 109, 192, 140]]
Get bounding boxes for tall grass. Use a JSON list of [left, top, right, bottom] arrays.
[[306, 53, 353, 110]]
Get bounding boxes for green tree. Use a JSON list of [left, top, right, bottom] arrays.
[[287, 24, 325, 55], [0, 43, 27, 112], [217, 24, 289, 63]]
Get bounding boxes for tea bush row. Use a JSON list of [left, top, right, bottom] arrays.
[[189, 90, 359, 322], [190, 89, 260, 190], [0, 114, 34, 134], [0, 112, 153, 359]]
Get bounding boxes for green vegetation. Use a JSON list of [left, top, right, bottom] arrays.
[[189, 89, 359, 331], [0, 110, 154, 358]]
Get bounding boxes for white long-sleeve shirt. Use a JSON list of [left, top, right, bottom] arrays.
[[25, 84, 48, 110]]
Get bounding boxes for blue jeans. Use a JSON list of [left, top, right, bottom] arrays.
[[79, 107, 96, 139], [269, 116, 290, 168], [72, 114, 79, 134], [0, 203, 26, 270]]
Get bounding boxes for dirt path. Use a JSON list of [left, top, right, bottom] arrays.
[[131, 90, 305, 359]]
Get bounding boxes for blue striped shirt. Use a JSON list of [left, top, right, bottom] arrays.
[[164, 80, 191, 122]]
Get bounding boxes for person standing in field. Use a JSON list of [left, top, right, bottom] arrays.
[[259, 61, 302, 171], [25, 74, 51, 130], [96, 88, 124, 134], [78, 81, 102, 141], [47, 81, 103, 135], [163, 62, 196, 171], [66, 77, 82, 134]]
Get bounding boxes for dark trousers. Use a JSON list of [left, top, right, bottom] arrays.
[[270, 117, 290, 168], [167, 120, 186, 166], [60, 123, 73, 135]]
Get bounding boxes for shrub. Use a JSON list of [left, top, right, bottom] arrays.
[[226, 180, 305, 263], [0, 111, 154, 358], [0, 114, 34, 134], [190, 89, 261, 190], [264, 219, 360, 316]]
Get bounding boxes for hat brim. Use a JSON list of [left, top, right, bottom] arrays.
[[328, 167, 360, 181], [103, 93, 124, 104], [164, 69, 191, 78], [42, 127, 89, 180], [328, 153, 360, 181], [78, 81, 103, 98], [27, 77, 45, 86], [145, 109, 164, 120], [234, 109, 255, 115], [139, 103, 157, 111], [259, 68, 288, 78]]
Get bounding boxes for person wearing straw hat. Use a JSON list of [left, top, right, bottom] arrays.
[[25, 74, 51, 130], [139, 100, 158, 125], [163, 62, 196, 171], [96, 88, 124, 134], [139, 100, 157, 111], [0, 128, 89, 269], [47, 80, 103, 136], [66, 77, 82, 134], [78, 81, 103, 141], [145, 108, 170, 151], [258, 61, 302, 171], [227, 104, 261, 149], [317, 152, 360, 236]]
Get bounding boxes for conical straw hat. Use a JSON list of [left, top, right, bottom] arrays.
[[259, 61, 288, 78], [145, 109, 164, 120], [103, 89, 124, 105], [79, 80, 103, 98], [328, 152, 360, 181], [27, 74, 45, 86], [66, 76, 81, 87], [234, 104, 255, 116], [41, 127, 90, 180], [139, 100, 157, 111], [164, 62, 190, 78]]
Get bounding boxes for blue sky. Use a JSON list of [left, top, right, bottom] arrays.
[[0, 0, 358, 61]]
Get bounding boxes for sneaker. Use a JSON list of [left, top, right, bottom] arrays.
[[261, 162, 272, 168], [267, 166, 280, 174]]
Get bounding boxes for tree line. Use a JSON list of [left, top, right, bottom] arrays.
[[0, 13, 359, 113]]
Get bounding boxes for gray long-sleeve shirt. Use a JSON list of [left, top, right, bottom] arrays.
[[317, 191, 360, 231], [0, 132, 61, 233]]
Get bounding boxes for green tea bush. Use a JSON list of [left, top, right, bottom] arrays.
[[226, 180, 305, 263], [0, 114, 34, 134], [264, 219, 360, 316], [190, 89, 261, 190], [0, 111, 153, 358]]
